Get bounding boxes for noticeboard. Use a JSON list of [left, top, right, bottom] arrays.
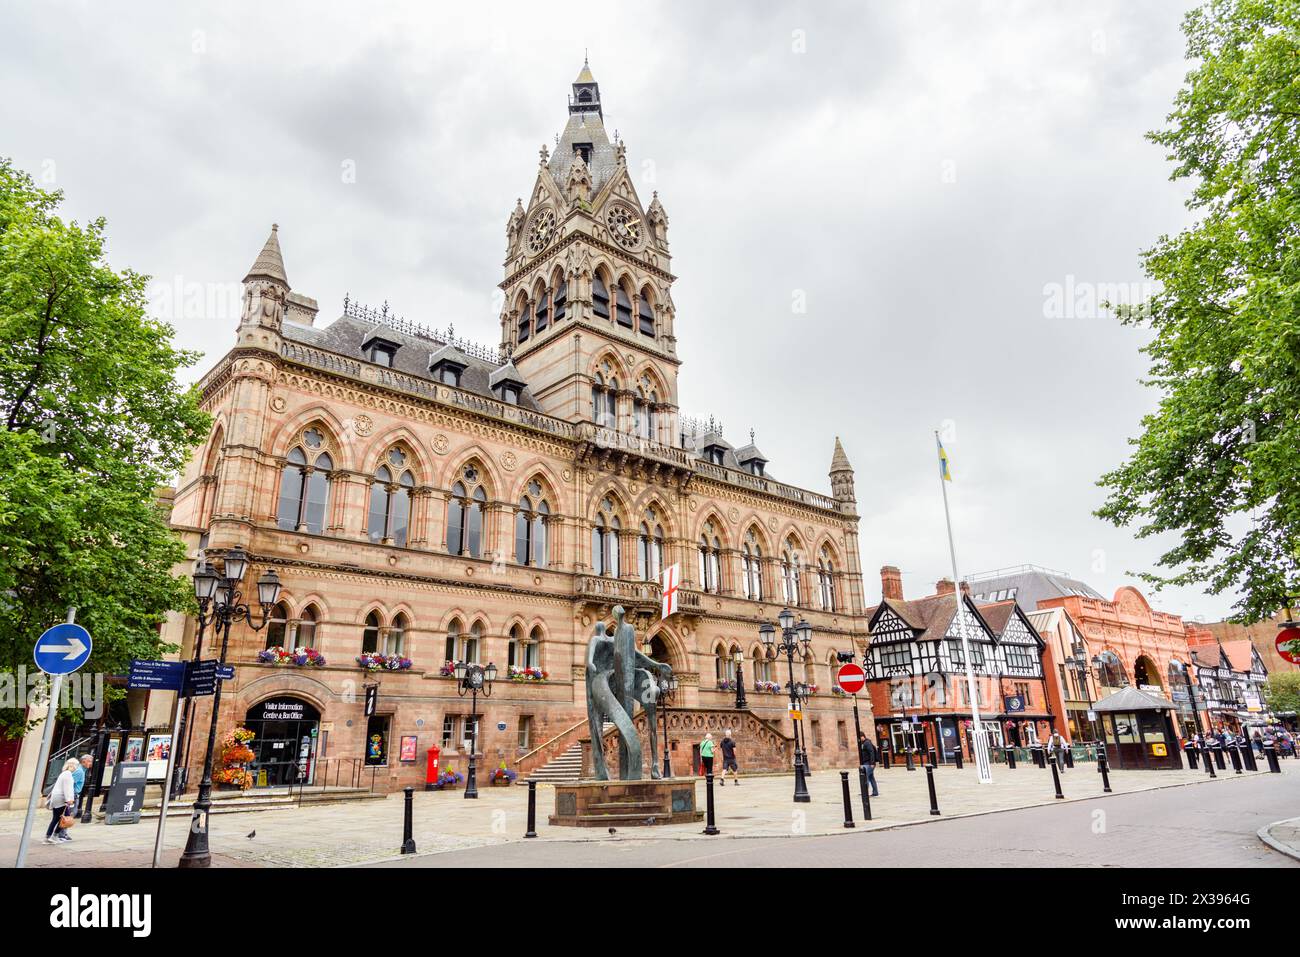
[[104, 761, 149, 825]]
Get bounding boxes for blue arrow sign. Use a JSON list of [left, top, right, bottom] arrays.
[[217, 665, 235, 681], [33, 623, 93, 675]]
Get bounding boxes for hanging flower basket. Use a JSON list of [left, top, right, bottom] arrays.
[[356, 652, 414, 672], [438, 661, 458, 677], [716, 678, 737, 691], [432, 769, 464, 790], [831, 685, 847, 697]]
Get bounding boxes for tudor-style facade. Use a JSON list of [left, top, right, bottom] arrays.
[[156, 62, 872, 793], [1185, 628, 1272, 734], [862, 570, 1049, 761]]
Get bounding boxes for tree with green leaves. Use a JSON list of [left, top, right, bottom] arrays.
[[1263, 670, 1300, 717], [0, 158, 210, 737], [1097, 0, 1300, 623]]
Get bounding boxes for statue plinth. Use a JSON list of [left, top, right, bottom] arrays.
[[549, 777, 704, 828]]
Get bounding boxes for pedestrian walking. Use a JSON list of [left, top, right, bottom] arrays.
[[71, 753, 92, 817], [1046, 729, 1068, 770], [699, 732, 715, 777], [857, 732, 880, 796], [1252, 730, 1264, 755], [718, 729, 740, 785], [44, 759, 79, 845]]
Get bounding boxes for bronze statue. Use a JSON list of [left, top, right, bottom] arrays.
[[585, 605, 673, 780]]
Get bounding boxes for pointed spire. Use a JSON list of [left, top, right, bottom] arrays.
[[831, 436, 852, 472], [576, 52, 595, 84], [243, 223, 289, 287]]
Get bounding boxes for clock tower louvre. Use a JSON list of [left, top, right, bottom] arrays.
[[499, 58, 680, 433]]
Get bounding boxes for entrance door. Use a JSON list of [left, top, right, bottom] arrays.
[[244, 697, 321, 787]]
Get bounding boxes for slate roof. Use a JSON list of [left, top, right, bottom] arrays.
[[282, 312, 542, 412], [549, 110, 618, 193], [865, 593, 995, 643], [1091, 686, 1176, 712], [965, 566, 1104, 610]]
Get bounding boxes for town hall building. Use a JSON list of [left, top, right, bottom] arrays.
[[161, 61, 873, 791]]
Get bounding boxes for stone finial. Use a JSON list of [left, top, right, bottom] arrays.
[[540, 144, 550, 166], [243, 223, 289, 287]]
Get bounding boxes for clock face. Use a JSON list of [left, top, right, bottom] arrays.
[[605, 205, 643, 250], [526, 208, 556, 254]]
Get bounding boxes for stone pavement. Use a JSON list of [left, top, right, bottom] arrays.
[[1258, 815, 1300, 862], [0, 760, 1290, 868]]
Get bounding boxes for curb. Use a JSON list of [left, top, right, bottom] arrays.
[[1257, 816, 1300, 862]]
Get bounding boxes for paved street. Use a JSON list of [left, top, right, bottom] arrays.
[[372, 766, 1300, 868], [2, 759, 1296, 868]]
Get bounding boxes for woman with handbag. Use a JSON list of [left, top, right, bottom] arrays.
[[44, 758, 79, 845]]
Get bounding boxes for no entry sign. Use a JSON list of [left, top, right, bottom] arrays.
[[837, 662, 866, 694]]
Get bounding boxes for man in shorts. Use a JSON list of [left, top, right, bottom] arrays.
[[719, 728, 740, 785]]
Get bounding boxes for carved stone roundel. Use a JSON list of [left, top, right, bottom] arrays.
[[501, 451, 517, 472], [433, 434, 450, 454], [768, 517, 779, 532], [728, 507, 740, 523], [353, 413, 374, 437], [270, 395, 287, 413]]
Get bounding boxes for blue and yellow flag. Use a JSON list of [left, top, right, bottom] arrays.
[[937, 436, 952, 481]]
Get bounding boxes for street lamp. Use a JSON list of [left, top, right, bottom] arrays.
[[178, 548, 281, 868], [732, 650, 747, 710], [1170, 659, 1203, 738], [171, 559, 217, 801], [760, 609, 813, 803], [658, 672, 678, 778], [456, 660, 496, 798]]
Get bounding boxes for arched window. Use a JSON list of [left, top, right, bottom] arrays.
[[633, 391, 648, 439], [714, 643, 729, 684], [592, 499, 620, 576], [526, 625, 542, 669], [362, 611, 381, 654], [742, 529, 764, 600], [446, 466, 487, 558], [818, 547, 836, 611], [514, 481, 550, 568], [592, 273, 611, 319], [534, 288, 549, 333], [591, 372, 617, 427], [615, 281, 633, 328], [444, 618, 463, 663], [638, 513, 664, 581], [517, 297, 531, 342], [648, 392, 659, 442], [553, 279, 567, 322], [782, 538, 802, 606], [466, 621, 483, 664], [386, 613, 407, 657], [265, 602, 290, 650], [698, 526, 722, 593], [368, 447, 415, 547], [1094, 651, 1128, 690], [276, 438, 333, 534], [297, 605, 319, 649], [638, 287, 655, 336]]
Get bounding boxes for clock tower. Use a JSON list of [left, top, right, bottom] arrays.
[[500, 58, 679, 438]]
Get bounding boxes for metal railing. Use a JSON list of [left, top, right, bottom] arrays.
[[42, 734, 97, 793]]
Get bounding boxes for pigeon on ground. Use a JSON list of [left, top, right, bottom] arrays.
[[643, 817, 657, 826], [607, 827, 617, 835], [246, 830, 256, 839]]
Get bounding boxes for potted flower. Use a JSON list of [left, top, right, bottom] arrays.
[[215, 726, 256, 791], [432, 769, 464, 790], [438, 661, 458, 677], [259, 646, 326, 667], [508, 665, 548, 682], [831, 684, 847, 697], [488, 763, 518, 786], [716, 678, 736, 691], [356, 652, 414, 672]]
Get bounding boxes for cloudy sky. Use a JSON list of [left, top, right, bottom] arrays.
[[2, 1, 1229, 619]]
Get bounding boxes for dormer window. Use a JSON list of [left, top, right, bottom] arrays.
[[361, 335, 400, 368], [747, 460, 765, 477], [703, 445, 727, 466], [429, 344, 469, 389], [573, 143, 593, 164], [436, 365, 461, 387], [501, 384, 521, 405], [489, 361, 527, 407]]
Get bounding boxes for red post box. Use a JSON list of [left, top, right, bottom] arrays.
[[425, 745, 441, 791]]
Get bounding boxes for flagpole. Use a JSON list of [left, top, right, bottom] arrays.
[[936, 431, 993, 783]]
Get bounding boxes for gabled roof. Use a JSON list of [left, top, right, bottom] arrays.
[[1220, 639, 1256, 674], [1091, 686, 1176, 713], [867, 593, 996, 644], [488, 361, 526, 389], [966, 566, 1104, 610]]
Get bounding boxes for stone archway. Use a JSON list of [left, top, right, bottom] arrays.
[[1133, 655, 1162, 692]]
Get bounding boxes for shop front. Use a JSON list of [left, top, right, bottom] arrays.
[[243, 696, 321, 787], [1092, 687, 1182, 770]]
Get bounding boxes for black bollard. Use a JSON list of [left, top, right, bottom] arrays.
[[1214, 748, 1227, 771], [703, 773, 720, 834], [401, 786, 417, 855], [905, 748, 915, 772], [925, 764, 940, 816], [840, 771, 855, 829], [1064, 748, 1074, 770], [953, 747, 964, 770], [858, 766, 873, 821], [927, 747, 938, 768], [1204, 745, 1217, 778], [1243, 745, 1257, 772], [1097, 748, 1112, 793], [1187, 746, 1199, 770], [1229, 745, 1243, 775], [1006, 746, 1017, 770], [524, 779, 538, 838], [1050, 758, 1065, 799], [1266, 743, 1282, 774]]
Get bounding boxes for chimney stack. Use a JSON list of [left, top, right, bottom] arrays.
[[881, 566, 903, 601], [935, 578, 956, 596]]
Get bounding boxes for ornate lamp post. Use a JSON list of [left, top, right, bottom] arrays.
[[179, 548, 281, 868], [760, 608, 813, 803], [1170, 659, 1204, 738], [658, 672, 678, 778], [455, 660, 496, 798], [732, 649, 747, 710]]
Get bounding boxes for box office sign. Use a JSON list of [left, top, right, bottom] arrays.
[[250, 699, 313, 722]]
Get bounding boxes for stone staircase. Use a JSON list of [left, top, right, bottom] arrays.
[[525, 723, 613, 783]]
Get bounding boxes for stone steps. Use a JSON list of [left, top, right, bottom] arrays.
[[525, 722, 615, 783]]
